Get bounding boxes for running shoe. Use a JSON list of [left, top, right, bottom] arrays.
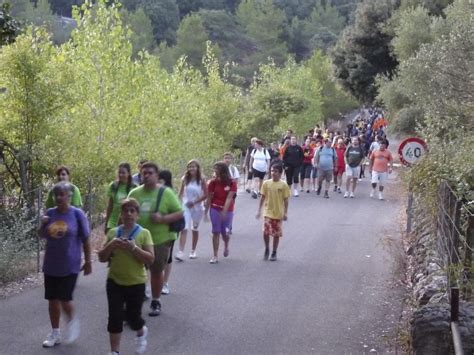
[[293, 189, 299, 197], [378, 192, 384, 200], [324, 191, 329, 199], [135, 326, 148, 354], [161, 283, 170, 295], [42, 332, 61, 348], [344, 191, 349, 198], [350, 192, 355, 198], [333, 186, 337, 192], [209, 257, 218, 264], [149, 300, 161, 317], [251, 190, 258, 199], [316, 186, 321, 195], [189, 250, 197, 259], [64, 317, 80, 344], [338, 187, 342, 193], [370, 189, 375, 198], [175, 250, 184, 261], [306, 189, 310, 193], [270, 251, 277, 261], [246, 188, 251, 193], [264, 249, 270, 261]]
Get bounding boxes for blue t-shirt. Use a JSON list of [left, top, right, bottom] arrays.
[[41, 207, 90, 276], [318, 147, 336, 171]]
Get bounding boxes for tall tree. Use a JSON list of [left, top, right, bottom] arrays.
[[122, 7, 155, 56], [0, 3, 20, 46], [331, 0, 399, 102], [174, 13, 210, 70]]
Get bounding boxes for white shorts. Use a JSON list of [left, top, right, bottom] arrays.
[[184, 208, 204, 231], [371, 171, 388, 186], [345, 165, 361, 178]]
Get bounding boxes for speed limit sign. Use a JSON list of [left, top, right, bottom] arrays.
[[398, 137, 428, 166]]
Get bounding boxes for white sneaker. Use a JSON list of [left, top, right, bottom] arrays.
[[350, 192, 355, 198], [378, 192, 384, 200], [64, 317, 80, 344], [161, 283, 170, 295], [42, 332, 61, 348], [175, 250, 184, 261], [344, 191, 349, 198], [370, 189, 375, 198], [293, 189, 299, 197], [135, 326, 148, 354], [189, 250, 197, 259]]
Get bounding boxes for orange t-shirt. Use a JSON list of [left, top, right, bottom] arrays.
[[370, 149, 393, 172]]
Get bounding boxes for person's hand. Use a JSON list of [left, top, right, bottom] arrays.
[[81, 261, 92, 276], [126, 240, 137, 252], [220, 210, 227, 219], [41, 215, 50, 224], [283, 214, 288, 221], [185, 201, 194, 209], [151, 212, 163, 224]]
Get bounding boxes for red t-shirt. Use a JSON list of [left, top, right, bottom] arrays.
[[208, 179, 237, 212], [302, 145, 315, 164], [335, 146, 346, 169]]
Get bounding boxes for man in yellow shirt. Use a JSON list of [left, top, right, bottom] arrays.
[[256, 164, 290, 261]]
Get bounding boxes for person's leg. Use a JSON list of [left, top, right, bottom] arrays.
[[272, 236, 280, 251], [285, 166, 294, 187], [107, 279, 125, 353], [60, 300, 74, 321], [48, 300, 61, 329], [150, 244, 170, 299], [212, 233, 219, 257], [324, 173, 331, 194], [109, 333, 122, 353], [150, 269, 164, 299], [163, 263, 172, 285], [178, 229, 187, 254], [191, 230, 199, 252], [125, 284, 146, 333], [222, 211, 233, 257]]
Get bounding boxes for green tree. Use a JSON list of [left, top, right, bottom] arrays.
[[399, 0, 453, 16], [122, 7, 155, 56], [0, 3, 20, 45], [174, 13, 210, 70], [140, 0, 180, 44], [331, 0, 399, 102]]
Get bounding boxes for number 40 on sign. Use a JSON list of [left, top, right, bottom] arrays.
[[398, 137, 428, 167]]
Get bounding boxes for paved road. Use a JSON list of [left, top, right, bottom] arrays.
[[0, 171, 404, 355]]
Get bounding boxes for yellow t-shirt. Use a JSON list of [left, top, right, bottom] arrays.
[[260, 180, 290, 220]]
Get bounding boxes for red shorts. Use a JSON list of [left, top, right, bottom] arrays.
[[334, 165, 345, 175], [263, 217, 283, 238]]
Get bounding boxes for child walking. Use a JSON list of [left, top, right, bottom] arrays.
[[256, 164, 290, 261]]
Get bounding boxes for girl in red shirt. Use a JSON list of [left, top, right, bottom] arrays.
[[300, 137, 315, 193], [206, 162, 237, 264], [333, 139, 346, 193]]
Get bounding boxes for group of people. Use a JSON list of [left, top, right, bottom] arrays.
[[38, 107, 392, 355], [39, 148, 291, 355], [242, 107, 393, 200]]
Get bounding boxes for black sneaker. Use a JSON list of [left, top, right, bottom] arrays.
[[316, 186, 321, 195], [333, 186, 337, 192], [149, 300, 161, 317], [264, 249, 270, 261], [324, 191, 329, 199], [251, 191, 258, 199], [270, 251, 277, 261], [246, 188, 251, 193]]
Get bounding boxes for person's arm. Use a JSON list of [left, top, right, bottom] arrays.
[[72, 186, 83, 208], [81, 239, 92, 275], [283, 197, 289, 221], [244, 148, 251, 171], [249, 153, 254, 172], [256, 194, 265, 219], [388, 152, 393, 173], [129, 244, 154, 265], [178, 177, 185, 200], [104, 197, 113, 231], [98, 235, 120, 262], [222, 191, 236, 215], [369, 152, 374, 173], [187, 179, 208, 209]]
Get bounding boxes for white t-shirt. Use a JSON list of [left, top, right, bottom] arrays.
[[182, 180, 204, 211], [369, 141, 380, 153], [228, 165, 240, 180], [251, 148, 270, 172]]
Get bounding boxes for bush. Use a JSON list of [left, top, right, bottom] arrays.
[[0, 207, 37, 284]]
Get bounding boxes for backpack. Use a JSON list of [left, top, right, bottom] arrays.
[[155, 186, 185, 233]]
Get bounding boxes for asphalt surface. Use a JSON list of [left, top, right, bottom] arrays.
[[0, 170, 405, 355]]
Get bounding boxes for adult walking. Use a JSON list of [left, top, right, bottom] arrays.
[[206, 162, 237, 264], [45, 166, 82, 209], [369, 139, 393, 200], [344, 137, 365, 198], [128, 162, 183, 317], [176, 160, 207, 261], [249, 139, 271, 199], [243, 137, 257, 193], [98, 198, 154, 355], [40, 182, 92, 348], [314, 139, 337, 198], [105, 163, 137, 233], [283, 136, 304, 197]]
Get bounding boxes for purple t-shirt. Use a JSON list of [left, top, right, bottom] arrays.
[[41, 207, 90, 277]]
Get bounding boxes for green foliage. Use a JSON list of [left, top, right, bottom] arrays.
[[0, 207, 36, 283], [175, 14, 211, 70], [0, 3, 20, 45], [331, 0, 399, 102], [399, 0, 453, 16], [122, 7, 155, 56]]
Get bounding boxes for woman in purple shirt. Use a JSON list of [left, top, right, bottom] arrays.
[[40, 182, 92, 348]]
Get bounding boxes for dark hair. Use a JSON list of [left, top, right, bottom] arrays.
[[138, 159, 148, 165], [270, 163, 283, 174], [183, 159, 202, 186], [141, 161, 159, 174], [55, 165, 70, 177], [223, 152, 234, 158], [120, 198, 140, 212], [159, 170, 173, 188], [52, 181, 73, 197], [213, 161, 231, 183], [114, 162, 134, 193]]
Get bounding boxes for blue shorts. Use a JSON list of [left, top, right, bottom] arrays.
[[210, 208, 234, 235]]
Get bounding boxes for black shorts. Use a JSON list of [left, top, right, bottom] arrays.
[[252, 169, 266, 180], [44, 273, 78, 301]]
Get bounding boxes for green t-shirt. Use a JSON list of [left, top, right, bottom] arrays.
[[127, 185, 183, 245], [106, 182, 136, 229], [45, 184, 82, 209], [106, 226, 153, 286]]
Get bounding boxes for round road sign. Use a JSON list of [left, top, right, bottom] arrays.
[[398, 137, 428, 166]]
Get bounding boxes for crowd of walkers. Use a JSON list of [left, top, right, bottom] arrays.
[[38, 107, 392, 354]]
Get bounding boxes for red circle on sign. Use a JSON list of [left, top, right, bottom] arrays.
[[398, 137, 428, 166]]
